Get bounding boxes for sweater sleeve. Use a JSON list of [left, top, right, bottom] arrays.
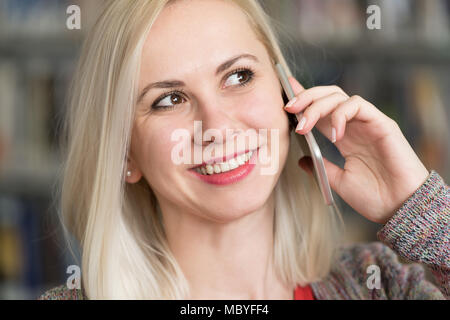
[[376, 169, 449, 299], [37, 284, 85, 300]]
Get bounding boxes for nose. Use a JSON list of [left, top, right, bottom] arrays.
[[193, 92, 242, 146]]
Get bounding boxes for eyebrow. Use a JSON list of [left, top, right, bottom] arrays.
[[137, 53, 259, 104]]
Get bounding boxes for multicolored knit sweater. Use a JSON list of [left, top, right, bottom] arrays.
[[38, 170, 449, 300]]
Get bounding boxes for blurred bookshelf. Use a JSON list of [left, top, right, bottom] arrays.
[[0, 0, 100, 299], [0, 0, 449, 299]]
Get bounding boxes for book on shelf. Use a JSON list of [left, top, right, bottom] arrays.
[[261, 0, 450, 46]]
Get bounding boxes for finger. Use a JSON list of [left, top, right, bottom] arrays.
[[285, 85, 349, 114], [288, 76, 305, 95], [299, 155, 344, 194], [330, 95, 388, 142], [321, 156, 344, 193], [294, 92, 348, 135]]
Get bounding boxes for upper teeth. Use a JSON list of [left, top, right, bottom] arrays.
[[195, 150, 253, 175]]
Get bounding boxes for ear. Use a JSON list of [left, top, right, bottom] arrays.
[[125, 155, 143, 184]]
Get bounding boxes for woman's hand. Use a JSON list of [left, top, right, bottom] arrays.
[[284, 77, 430, 224]]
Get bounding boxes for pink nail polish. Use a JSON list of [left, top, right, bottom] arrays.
[[331, 127, 336, 143], [285, 97, 297, 108], [296, 117, 306, 131]]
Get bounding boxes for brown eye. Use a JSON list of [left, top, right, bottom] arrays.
[[223, 68, 254, 87], [236, 71, 249, 82], [167, 94, 184, 105], [151, 91, 187, 110]]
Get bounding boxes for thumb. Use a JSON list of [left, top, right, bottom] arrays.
[[298, 156, 343, 192], [321, 156, 344, 192], [288, 76, 305, 96]]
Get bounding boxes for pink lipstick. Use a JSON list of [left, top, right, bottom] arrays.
[[189, 147, 259, 185]]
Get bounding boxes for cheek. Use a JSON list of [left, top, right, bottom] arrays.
[[243, 90, 289, 132], [132, 122, 180, 176], [242, 88, 290, 167]]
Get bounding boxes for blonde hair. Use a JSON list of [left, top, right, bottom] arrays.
[[58, 0, 343, 299]]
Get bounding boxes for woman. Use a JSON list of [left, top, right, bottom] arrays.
[[39, 0, 448, 299]]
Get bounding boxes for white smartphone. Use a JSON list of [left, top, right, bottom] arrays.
[[275, 63, 335, 206]]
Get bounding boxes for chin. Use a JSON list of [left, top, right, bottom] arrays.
[[198, 188, 273, 224]]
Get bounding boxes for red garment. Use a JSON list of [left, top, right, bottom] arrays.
[[293, 284, 315, 300]]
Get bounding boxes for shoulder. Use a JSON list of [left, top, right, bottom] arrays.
[[38, 284, 86, 300], [315, 242, 399, 299], [336, 241, 399, 274], [311, 241, 444, 299], [337, 241, 437, 294]]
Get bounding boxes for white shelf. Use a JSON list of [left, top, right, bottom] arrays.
[[0, 165, 60, 198]]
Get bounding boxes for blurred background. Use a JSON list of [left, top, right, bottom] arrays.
[[0, 0, 449, 299]]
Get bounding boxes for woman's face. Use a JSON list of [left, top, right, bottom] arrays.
[[129, 0, 290, 222]]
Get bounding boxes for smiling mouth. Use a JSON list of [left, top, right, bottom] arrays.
[[190, 149, 255, 175]]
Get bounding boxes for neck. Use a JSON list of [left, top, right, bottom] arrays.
[[160, 194, 294, 299]]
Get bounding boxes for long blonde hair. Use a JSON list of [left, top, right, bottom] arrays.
[[58, 0, 343, 299]]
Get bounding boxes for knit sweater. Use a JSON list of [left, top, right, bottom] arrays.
[[38, 170, 449, 300]]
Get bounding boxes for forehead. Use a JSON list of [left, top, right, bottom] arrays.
[[140, 0, 266, 78]]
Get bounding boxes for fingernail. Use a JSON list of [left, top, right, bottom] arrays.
[[296, 116, 306, 131], [285, 97, 297, 108], [331, 127, 336, 143]]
